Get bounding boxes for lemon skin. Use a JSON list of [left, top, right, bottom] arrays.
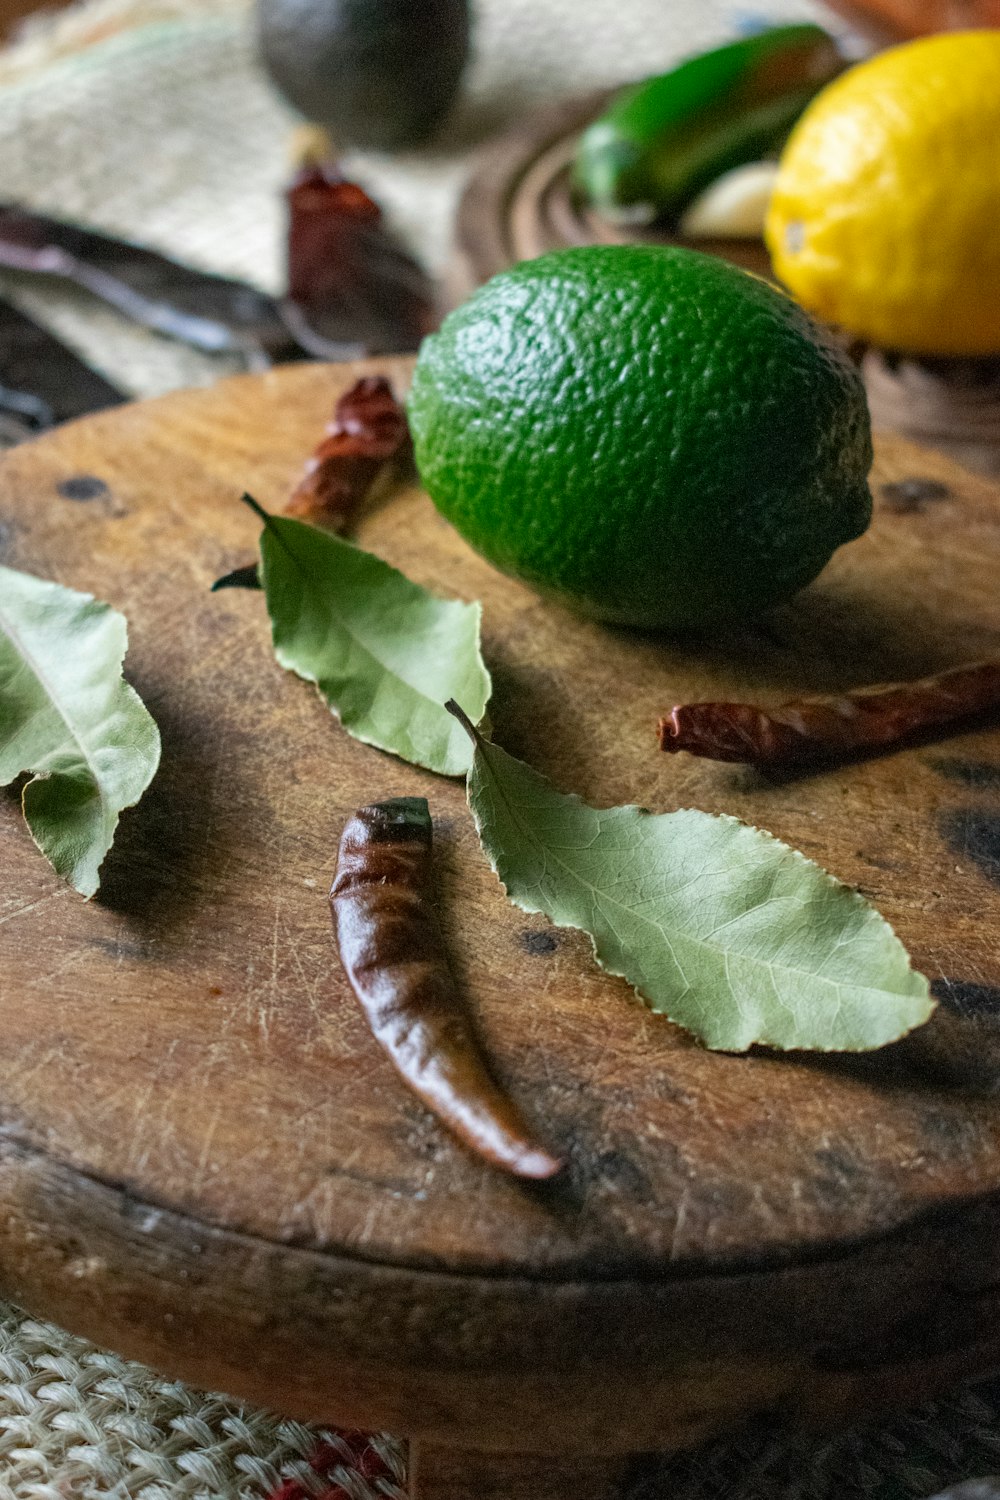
[[766, 31, 1000, 357]]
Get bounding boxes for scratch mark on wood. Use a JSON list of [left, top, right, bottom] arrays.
[[669, 1184, 692, 1263], [0, 890, 64, 929], [190, 1100, 225, 1195]]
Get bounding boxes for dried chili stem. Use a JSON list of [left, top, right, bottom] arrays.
[[330, 797, 562, 1180], [659, 659, 1000, 764]]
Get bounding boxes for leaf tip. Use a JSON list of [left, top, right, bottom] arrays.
[[444, 698, 480, 744], [210, 563, 262, 592], [239, 491, 272, 524]]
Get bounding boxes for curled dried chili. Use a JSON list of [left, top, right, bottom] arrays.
[[330, 797, 562, 1179], [659, 659, 1000, 764], [284, 163, 437, 359], [285, 375, 411, 530]]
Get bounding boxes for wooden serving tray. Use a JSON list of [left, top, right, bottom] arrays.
[[449, 91, 773, 305], [2, 359, 1000, 1499]]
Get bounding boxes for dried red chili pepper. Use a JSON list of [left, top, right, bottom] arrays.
[[659, 659, 1000, 764], [330, 797, 562, 1179], [285, 375, 411, 530], [284, 163, 437, 359]]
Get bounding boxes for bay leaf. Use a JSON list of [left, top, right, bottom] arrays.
[[0, 564, 161, 897], [0, 202, 295, 365], [0, 295, 124, 435], [448, 704, 934, 1052], [248, 497, 490, 777]]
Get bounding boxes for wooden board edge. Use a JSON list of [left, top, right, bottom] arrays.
[[4, 1129, 1000, 1452]]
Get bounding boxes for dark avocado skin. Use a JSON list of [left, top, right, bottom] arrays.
[[258, 0, 470, 149]]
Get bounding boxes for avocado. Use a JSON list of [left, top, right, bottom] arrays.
[[258, 0, 470, 150]]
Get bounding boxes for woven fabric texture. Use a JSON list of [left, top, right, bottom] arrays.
[[0, 1303, 407, 1500]]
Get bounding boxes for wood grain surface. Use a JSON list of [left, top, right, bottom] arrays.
[[2, 360, 1000, 1469]]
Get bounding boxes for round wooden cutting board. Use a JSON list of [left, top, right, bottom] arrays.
[[3, 359, 1000, 1497]]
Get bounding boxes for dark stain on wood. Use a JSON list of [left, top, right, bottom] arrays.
[[929, 757, 1000, 793], [916, 1110, 984, 1154], [521, 930, 558, 956], [812, 1145, 865, 1184], [90, 934, 154, 963], [880, 477, 952, 513], [931, 978, 1000, 1020], [809, 1147, 870, 1210], [57, 473, 110, 502], [939, 808, 1000, 887], [590, 1150, 654, 1203]]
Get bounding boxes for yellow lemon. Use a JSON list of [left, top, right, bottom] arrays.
[[765, 31, 1000, 356]]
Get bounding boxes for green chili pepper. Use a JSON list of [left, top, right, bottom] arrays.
[[575, 24, 845, 225]]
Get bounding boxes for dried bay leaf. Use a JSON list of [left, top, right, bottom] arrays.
[[0, 295, 125, 435], [0, 565, 161, 896], [448, 704, 934, 1052], [0, 202, 295, 365], [245, 497, 490, 777]]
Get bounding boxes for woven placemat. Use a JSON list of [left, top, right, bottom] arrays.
[[6, 1291, 1000, 1499], [0, 1301, 407, 1500], [3, 2, 1000, 1496]]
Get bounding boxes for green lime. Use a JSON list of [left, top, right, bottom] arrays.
[[407, 245, 872, 631]]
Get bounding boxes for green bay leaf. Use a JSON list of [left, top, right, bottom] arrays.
[[253, 501, 490, 777], [451, 709, 934, 1052], [0, 564, 161, 898]]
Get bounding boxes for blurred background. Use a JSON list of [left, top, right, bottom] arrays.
[[0, 0, 996, 474], [0, 0, 995, 469], [0, 0, 852, 402]]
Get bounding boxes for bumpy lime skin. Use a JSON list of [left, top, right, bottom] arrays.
[[408, 245, 873, 631]]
